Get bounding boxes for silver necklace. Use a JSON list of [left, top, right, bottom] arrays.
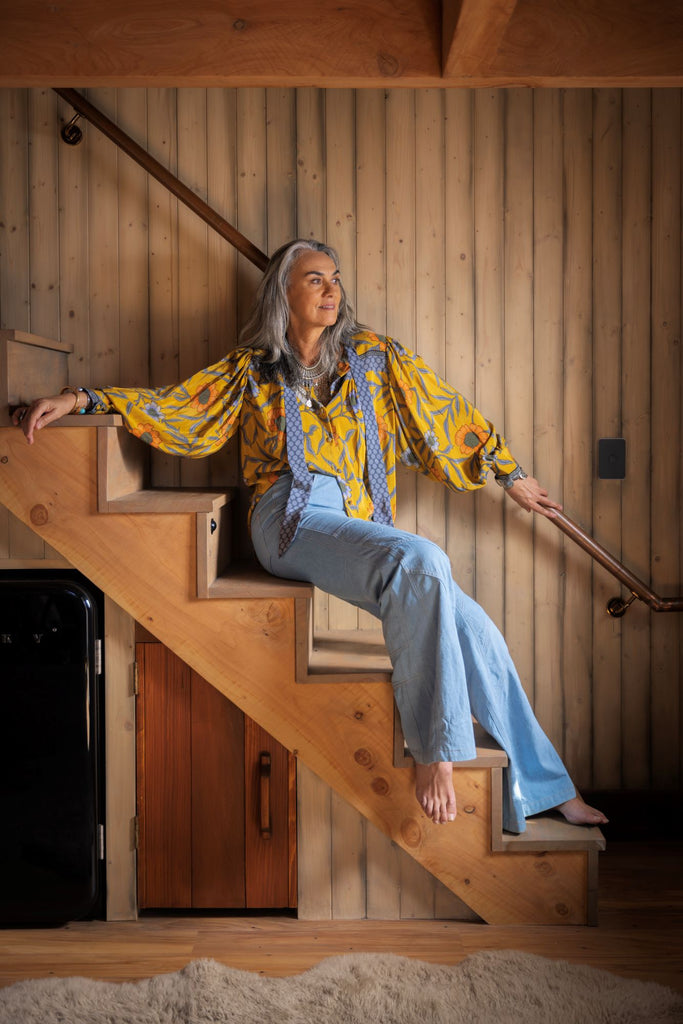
[[291, 352, 325, 380]]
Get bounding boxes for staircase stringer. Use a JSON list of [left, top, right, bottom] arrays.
[[0, 424, 591, 925]]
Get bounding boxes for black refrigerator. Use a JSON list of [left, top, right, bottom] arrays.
[[0, 571, 105, 924]]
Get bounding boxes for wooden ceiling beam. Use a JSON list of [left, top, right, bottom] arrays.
[[442, 0, 518, 78]]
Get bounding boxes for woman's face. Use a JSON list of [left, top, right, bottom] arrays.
[[286, 250, 341, 339]]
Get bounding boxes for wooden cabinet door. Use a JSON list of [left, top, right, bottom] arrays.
[[136, 641, 296, 910]]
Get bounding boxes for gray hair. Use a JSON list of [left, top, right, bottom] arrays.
[[239, 239, 364, 380]]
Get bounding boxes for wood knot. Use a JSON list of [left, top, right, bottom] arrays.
[[0, 455, 8, 464], [377, 51, 400, 77], [233, 18, 246, 30], [400, 818, 422, 848], [463, 805, 476, 814], [371, 777, 389, 796], [354, 710, 364, 720], [534, 859, 553, 877], [354, 748, 373, 769], [30, 504, 49, 526], [555, 902, 569, 917]]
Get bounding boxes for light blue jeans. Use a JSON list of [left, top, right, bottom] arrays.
[[250, 472, 575, 832]]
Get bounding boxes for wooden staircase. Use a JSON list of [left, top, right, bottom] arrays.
[[0, 409, 605, 925]]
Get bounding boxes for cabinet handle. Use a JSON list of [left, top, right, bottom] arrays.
[[259, 751, 272, 839]]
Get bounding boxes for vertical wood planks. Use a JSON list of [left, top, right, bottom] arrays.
[[651, 89, 681, 790], [620, 90, 652, 790], [502, 88, 534, 701], [562, 89, 594, 786], [532, 89, 564, 748], [473, 89, 505, 627], [444, 89, 476, 596], [116, 90, 149, 387], [591, 89, 623, 789]]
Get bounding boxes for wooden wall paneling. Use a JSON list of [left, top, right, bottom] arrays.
[[502, 88, 535, 701], [116, 90, 150, 388], [6, 91, 47, 561], [0, 90, 26, 557], [87, 88, 120, 387], [207, 88, 240, 490], [296, 763, 333, 919], [57, 92, 90, 381], [191, 670, 246, 907], [136, 642, 193, 908], [650, 89, 681, 790], [386, 89, 417, 536], [295, 88, 325, 242], [104, 597, 137, 920], [0, 93, 32, 557], [28, 89, 60, 341], [365, 819, 401, 919], [444, 89, 476, 597], [415, 89, 446, 559], [177, 88, 210, 488], [244, 718, 294, 908], [325, 90, 356, 309], [591, 89, 623, 789], [236, 87, 267, 319], [330, 791, 366, 918], [266, 88, 297, 254], [147, 88, 181, 488], [561, 88, 594, 787], [532, 89, 564, 747], [472, 89, 504, 628], [620, 89, 652, 790]]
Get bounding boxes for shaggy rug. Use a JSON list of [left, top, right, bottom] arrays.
[[0, 951, 681, 1024]]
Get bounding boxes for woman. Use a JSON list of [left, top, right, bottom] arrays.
[[14, 238, 606, 832]]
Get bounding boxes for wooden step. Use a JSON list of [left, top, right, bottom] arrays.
[[295, 597, 392, 684], [496, 812, 606, 853]]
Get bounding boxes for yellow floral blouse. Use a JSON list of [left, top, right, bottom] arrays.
[[89, 330, 518, 521]]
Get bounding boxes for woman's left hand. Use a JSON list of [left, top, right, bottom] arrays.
[[507, 476, 562, 519]]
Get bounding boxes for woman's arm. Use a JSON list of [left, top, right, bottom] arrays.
[[12, 387, 89, 445], [505, 474, 563, 518]]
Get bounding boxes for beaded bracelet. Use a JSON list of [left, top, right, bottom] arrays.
[[60, 385, 88, 414]]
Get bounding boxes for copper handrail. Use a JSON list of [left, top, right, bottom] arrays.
[[54, 89, 682, 617], [551, 511, 683, 616], [53, 88, 269, 273]]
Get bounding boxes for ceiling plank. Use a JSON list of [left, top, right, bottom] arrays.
[[443, 0, 518, 78]]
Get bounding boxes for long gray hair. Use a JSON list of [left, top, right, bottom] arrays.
[[239, 239, 364, 380]]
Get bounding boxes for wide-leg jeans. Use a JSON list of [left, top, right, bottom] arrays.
[[250, 472, 575, 832]]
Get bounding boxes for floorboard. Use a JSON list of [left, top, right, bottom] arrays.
[[0, 842, 681, 993]]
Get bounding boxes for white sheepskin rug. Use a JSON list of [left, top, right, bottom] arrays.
[[0, 950, 681, 1024]]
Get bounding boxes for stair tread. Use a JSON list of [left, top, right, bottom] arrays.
[[310, 628, 392, 674], [107, 487, 233, 514], [501, 812, 606, 851], [208, 561, 314, 598]]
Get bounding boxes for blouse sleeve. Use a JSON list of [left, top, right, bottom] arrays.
[[385, 338, 519, 490], [86, 348, 253, 459]]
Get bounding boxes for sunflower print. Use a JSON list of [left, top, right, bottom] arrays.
[[88, 332, 518, 523]]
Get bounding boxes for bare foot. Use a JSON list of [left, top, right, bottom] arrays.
[[556, 794, 608, 826], [415, 762, 456, 824]]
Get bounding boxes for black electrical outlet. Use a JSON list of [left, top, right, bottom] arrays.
[[598, 438, 626, 479]]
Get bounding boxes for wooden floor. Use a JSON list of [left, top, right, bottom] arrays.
[[0, 842, 681, 994]]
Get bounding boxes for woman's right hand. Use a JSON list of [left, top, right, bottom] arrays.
[[12, 393, 76, 445]]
